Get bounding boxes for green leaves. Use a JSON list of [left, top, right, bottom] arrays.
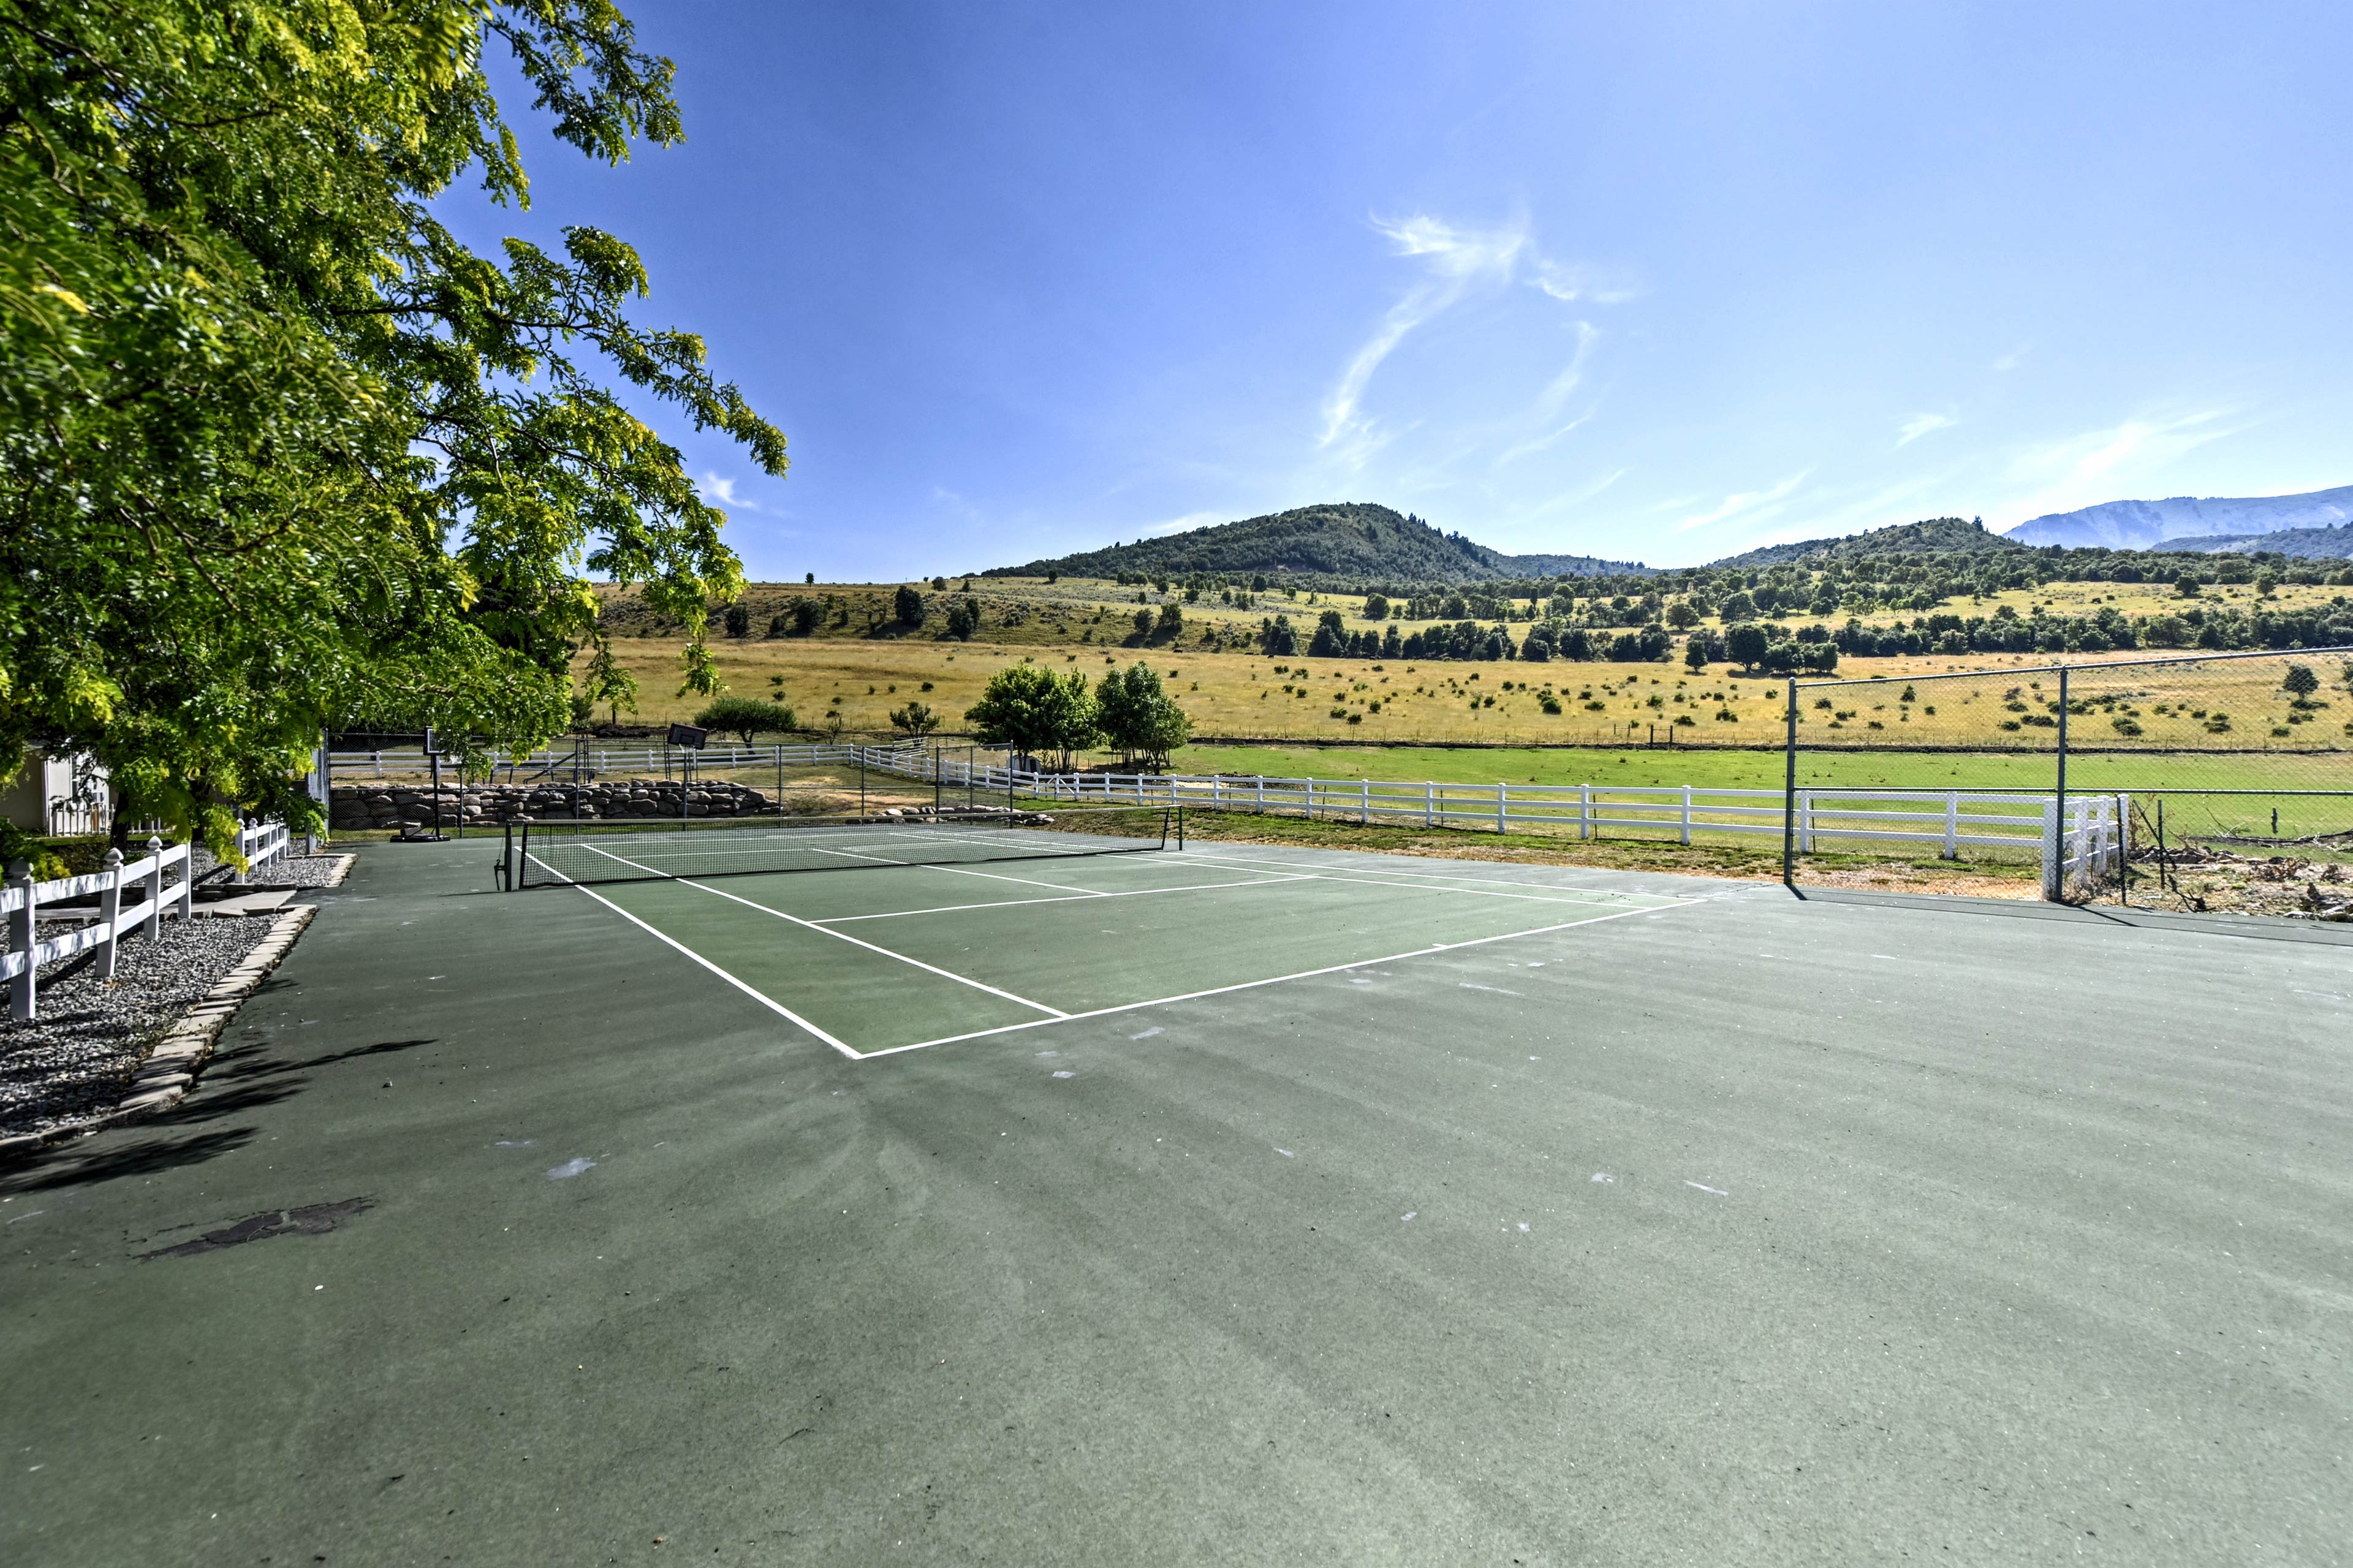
[[0, 0, 781, 850]]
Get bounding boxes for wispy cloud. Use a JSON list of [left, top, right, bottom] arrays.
[[1496, 322, 1601, 466], [1896, 411, 1958, 447], [699, 472, 759, 512], [1674, 471, 1811, 532], [1996, 408, 2245, 523], [1990, 345, 2028, 373], [1317, 215, 1629, 472], [1319, 215, 1530, 464]]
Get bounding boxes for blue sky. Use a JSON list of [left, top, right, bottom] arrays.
[[455, 1, 2353, 579]]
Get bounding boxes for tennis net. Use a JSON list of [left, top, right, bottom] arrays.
[[509, 803, 1177, 889]]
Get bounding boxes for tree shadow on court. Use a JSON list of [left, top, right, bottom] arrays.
[[1, 1126, 259, 1194], [204, 1036, 437, 1086]]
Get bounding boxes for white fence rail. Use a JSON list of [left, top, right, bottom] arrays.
[[4, 838, 196, 1021], [355, 743, 2129, 901]]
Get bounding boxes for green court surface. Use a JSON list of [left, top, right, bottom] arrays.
[[4, 835, 2351, 1565], [534, 825, 1687, 1056]]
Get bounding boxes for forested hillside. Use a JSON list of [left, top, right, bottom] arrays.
[[983, 502, 1650, 586]]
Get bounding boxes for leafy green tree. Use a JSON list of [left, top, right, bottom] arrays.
[[0, 0, 781, 852], [1725, 624, 1771, 672], [964, 666, 1095, 769], [1156, 602, 1184, 638], [1094, 663, 1191, 770], [724, 604, 752, 638], [693, 697, 795, 743], [2283, 663, 2319, 699], [888, 700, 941, 737], [582, 637, 640, 726], [895, 586, 926, 626], [1362, 593, 1390, 620], [1684, 638, 1710, 672]]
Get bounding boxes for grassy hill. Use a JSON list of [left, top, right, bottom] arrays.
[[1704, 517, 2025, 570], [983, 502, 1650, 586]]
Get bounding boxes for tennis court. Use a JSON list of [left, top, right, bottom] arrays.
[[7, 830, 2351, 1565], [513, 810, 1693, 1058]]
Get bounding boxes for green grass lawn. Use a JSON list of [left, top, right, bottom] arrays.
[[1175, 741, 2351, 795]]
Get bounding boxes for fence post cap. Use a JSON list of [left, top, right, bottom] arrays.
[[6, 858, 28, 883], [147, 835, 163, 852], [104, 847, 123, 868]]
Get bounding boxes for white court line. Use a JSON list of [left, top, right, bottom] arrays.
[[798, 844, 1104, 894], [1173, 850, 1650, 907], [572, 841, 1069, 1019], [814, 874, 1313, 925], [855, 898, 1697, 1059], [1173, 846, 1661, 901], [524, 855, 859, 1059]]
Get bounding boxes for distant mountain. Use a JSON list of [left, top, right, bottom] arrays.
[[1702, 517, 2023, 570], [2003, 485, 2353, 549], [2159, 522, 2353, 561], [983, 502, 1653, 585]]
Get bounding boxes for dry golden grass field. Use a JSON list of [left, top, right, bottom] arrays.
[[580, 575, 2352, 757]]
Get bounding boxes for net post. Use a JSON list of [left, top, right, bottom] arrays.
[[1781, 678, 1798, 888], [860, 748, 867, 820], [499, 820, 513, 891], [1176, 801, 1184, 850]]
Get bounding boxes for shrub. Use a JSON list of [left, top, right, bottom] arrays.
[[889, 700, 941, 737], [723, 603, 751, 638], [895, 585, 926, 626], [694, 696, 796, 741]]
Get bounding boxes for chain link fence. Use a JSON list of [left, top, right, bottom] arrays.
[[1781, 646, 2353, 914]]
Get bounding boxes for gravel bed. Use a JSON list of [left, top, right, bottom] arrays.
[[187, 849, 352, 888], [0, 915, 278, 1138]]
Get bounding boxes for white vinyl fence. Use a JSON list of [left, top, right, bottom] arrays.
[[5, 838, 195, 1021], [358, 742, 2126, 900], [3, 822, 291, 1020]]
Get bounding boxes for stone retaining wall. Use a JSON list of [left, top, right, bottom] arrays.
[[329, 780, 775, 830]]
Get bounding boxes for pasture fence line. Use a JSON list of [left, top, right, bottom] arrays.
[[4, 838, 197, 1021]]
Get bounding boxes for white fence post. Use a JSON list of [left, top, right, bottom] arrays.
[[145, 837, 165, 939], [96, 850, 123, 979], [1496, 782, 1507, 834], [1944, 792, 1960, 859], [1306, 777, 1315, 820], [1578, 784, 1591, 841], [1361, 779, 1371, 825], [1680, 785, 1693, 846], [1425, 782, 1435, 828], [7, 860, 33, 1019], [1256, 775, 1265, 814], [1798, 790, 1813, 854]]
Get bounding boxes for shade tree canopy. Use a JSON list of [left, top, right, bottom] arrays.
[[0, 0, 782, 852]]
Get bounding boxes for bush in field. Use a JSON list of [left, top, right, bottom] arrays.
[[965, 665, 1096, 768], [694, 697, 796, 741], [2283, 664, 2319, 700], [723, 603, 752, 638], [1096, 662, 1192, 769], [895, 585, 926, 627], [889, 700, 941, 737]]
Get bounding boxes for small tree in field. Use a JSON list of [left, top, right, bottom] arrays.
[[895, 585, 926, 627], [1725, 623, 1770, 672], [889, 700, 941, 737], [724, 603, 752, 638], [1095, 662, 1192, 770], [2283, 664, 2319, 700], [965, 665, 1096, 770], [694, 696, 795, 743], [1683, 638, 1710, 672], [582, 638, 640, 726]]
